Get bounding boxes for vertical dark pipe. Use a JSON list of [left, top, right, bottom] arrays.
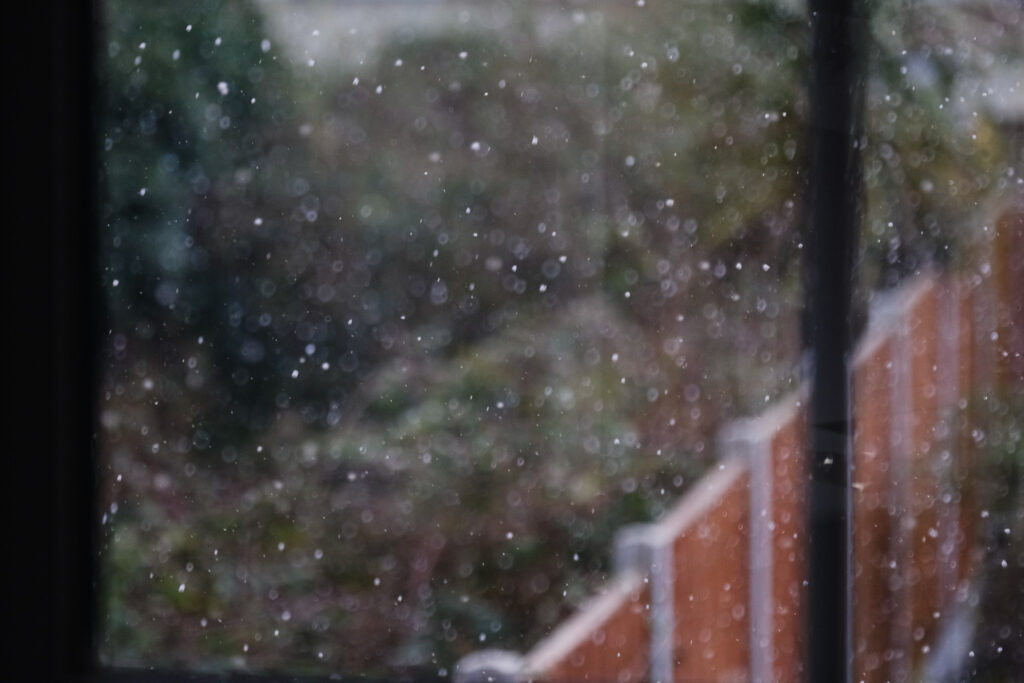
[[806, 0, 864, 681]]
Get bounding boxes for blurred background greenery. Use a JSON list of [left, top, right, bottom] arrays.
[[97, 0, 1021, 676]]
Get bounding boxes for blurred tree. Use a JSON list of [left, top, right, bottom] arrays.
[[98, 0, 1022, 676]]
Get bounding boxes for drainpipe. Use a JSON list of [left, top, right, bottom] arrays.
[[805, 1, 866, 682]]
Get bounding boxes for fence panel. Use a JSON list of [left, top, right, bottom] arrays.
[[767, 407, 807, 683], [524, 572, 651, 682], [904, 280, 943, 667], [665, 460, 750, 682], [852, 335, 898, 682]]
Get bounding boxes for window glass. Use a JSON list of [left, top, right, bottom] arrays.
[[96, 0, 1022, 679], [98, 1, 806, 674]]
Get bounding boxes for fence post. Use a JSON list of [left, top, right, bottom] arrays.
[[615, 524, 674, 683], [719, 424, 773, 683]]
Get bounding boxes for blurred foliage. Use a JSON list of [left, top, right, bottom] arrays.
[[97, 0, 1021, 677], [860, 0, 1022, 290]]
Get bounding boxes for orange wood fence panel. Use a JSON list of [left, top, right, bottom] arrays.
[[906, 279, 943, 668], [767, 405, 807, 683], [666, 460, 750, 682], [525, 572, 650, 682], [852, 336, 897, 683]]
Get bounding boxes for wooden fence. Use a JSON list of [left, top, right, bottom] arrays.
[[455, 201, 1023, 682]]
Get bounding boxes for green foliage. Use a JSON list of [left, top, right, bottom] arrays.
[[98, 0, 1021, 677]]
